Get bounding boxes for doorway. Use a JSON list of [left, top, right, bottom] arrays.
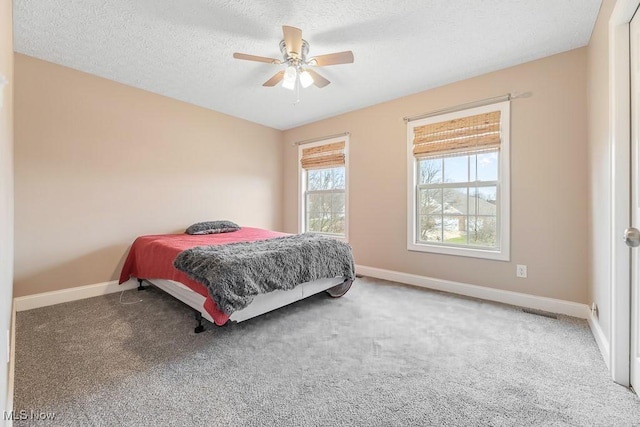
[[611, 0, 640, 388]]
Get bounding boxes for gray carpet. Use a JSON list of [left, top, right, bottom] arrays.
[[13, 277, 640, 426]]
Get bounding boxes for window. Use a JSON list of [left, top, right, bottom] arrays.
[[299, 136, 348, 239], [407, 101, 510, 260]]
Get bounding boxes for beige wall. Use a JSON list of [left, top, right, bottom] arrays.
[[587, 0, 616, 354], [284, 48, 589, 303], [12, 14, 602, 308], [13, 54, 284, 297], [1, 0, 13, 416]]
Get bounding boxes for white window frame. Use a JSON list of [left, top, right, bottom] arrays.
[[406, 101, 510, 261], [298, 135, 349, 241]]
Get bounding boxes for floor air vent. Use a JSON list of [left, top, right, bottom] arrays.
[[522, 308, 558, 319]]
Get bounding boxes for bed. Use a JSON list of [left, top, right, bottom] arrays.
[[118, 226, 354, 331]]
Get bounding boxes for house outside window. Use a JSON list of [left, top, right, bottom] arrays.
[[407, 101, 510, 260], [298, 136, 349, 239]]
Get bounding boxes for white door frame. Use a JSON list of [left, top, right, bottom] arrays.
[[611, 0, 640, 387]]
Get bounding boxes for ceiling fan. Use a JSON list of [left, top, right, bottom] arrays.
[[233, 25, 354, 90]]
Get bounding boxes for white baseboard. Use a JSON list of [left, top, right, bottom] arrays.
[[13, 280, 139, 312], [356, 265, 591, 319], [12, 269, 595, 319], [587, 312, 611, 370]]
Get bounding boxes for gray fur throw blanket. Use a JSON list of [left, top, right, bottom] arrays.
[[173, 233, 355, 315]]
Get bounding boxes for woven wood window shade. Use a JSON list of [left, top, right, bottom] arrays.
[[301, 141, 346, 169], [413, 111, 501, 158]]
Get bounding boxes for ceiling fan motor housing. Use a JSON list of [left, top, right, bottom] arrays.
[[279, 39, 310, 65]]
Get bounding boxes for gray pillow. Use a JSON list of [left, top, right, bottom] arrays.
[[185, 220, 241, 235]]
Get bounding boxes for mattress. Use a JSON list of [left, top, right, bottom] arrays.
[[119, 227, 350, 325]]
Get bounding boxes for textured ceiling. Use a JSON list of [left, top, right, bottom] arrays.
[[14, 0, 602, 130]]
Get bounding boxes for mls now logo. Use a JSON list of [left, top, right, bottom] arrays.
[[3, 410, 56, 421]]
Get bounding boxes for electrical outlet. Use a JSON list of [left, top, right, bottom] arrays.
[[516, 264, 527, 278]]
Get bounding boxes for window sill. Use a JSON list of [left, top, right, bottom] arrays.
[[307, 232, 348, 243], [407, 242, 509, 261]]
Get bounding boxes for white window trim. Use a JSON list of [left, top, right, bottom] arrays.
[[298, 135, 349, 241], [406, 101, 510, 261]]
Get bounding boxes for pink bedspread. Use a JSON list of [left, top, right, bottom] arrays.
[[119, 227, 288, 325]]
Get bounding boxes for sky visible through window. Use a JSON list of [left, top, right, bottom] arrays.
[[420, 151, 498, 185]]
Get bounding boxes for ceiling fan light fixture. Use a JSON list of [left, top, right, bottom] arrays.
[[299, 70, 314, 88], [283, 65, 297, 90], [282, 78, 296, 90]]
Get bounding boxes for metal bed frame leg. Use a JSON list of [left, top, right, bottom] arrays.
[[137, 278, 205, 334], [194, 311, 205, 334]]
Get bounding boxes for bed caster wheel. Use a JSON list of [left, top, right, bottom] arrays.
[[326, 279, 353, 298], [194, 325, 205, 334]]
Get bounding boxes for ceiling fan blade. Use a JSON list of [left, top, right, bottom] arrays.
[[305, 69, 331, 88], [282, 25, 303, 57], [263, 71, 285, 87], [309, 51, 354, 66], [233, 53, 281, 64]]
